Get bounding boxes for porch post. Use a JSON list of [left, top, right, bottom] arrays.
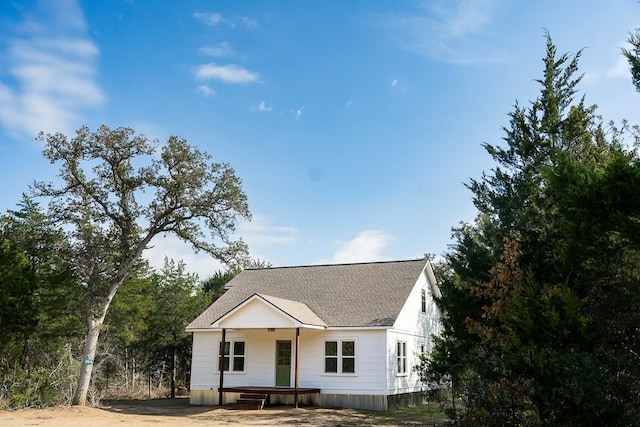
[[294, 327, 300, 408], [218, 328, 226, 406]]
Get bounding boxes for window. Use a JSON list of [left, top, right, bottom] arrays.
[[324, 340, 356, 374], [421, 289, 426, 313], [219, 340, 245, 372], [397, 341, 407, 375], [342, 341, 355, 373]]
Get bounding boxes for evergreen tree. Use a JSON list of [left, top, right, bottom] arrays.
[[140, 258, 209, 398], [422, 35, 639, 425], [0, 196, 80, 368], [0, 196, 81, 407]]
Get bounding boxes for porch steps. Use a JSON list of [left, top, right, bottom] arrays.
[[232, 393, 269, 410]]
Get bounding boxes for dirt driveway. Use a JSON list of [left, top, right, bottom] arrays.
[[0, 398, 445, 426]]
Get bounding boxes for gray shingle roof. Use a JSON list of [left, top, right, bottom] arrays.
[[187, 259, 427, 329]]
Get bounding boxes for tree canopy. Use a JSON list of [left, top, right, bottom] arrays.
[[419, 34, 640, 425], [32, 125, 251, 405]]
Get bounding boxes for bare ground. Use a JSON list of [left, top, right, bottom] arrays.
[[0, 398, 446, 426]]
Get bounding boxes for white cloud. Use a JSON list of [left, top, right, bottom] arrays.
[[0, 0, 105, 139], [326, 230, 393, 264], [238, 216, 298, 246], [429, 0, 496, 39], [239, 16, 258, 29], [199, 42, 234, 58], [193, 12, 258, 29], [583, 47, 631, 87], [391, 78, 399, 87], [194, 63, 261, 84], [387, 0, 504, 64], [37, 0, 87, 32], [145, 234, 226, 280], [605, 56, 630, 79], [196, 85, 216, 97], [193, 12, 226, 26], [252, 100, 272, 112], [293, 106, 305, 119]]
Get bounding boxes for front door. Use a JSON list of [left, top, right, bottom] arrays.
[[275, 340, 291, 387]]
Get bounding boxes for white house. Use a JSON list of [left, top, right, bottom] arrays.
[[186, 259, 442, 411]]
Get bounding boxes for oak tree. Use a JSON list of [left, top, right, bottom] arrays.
[[33, 125, 250, 406]]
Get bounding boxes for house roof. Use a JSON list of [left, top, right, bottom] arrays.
[[187, 259, 428, 330]]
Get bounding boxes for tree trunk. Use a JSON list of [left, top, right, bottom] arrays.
[[73, 318, 102, 406], [125, 348, 129, 388], [158, 361, 165, 389], [20, 336, 32, 372], [170, 348, 176, 399], [73, 275, 124, 406]]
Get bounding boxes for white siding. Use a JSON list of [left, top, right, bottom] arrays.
[[190, 331, 218, 390], [300, 329, 387, 395], [190, 328, 388, 396], [386, 265, 442, 395], [386, 329, 425, 395]]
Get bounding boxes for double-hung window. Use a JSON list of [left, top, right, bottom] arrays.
[[219, 341, 245, 372], [324, 340, 356, 374], [397, 341, 407, 375], [421, 289, 426, 313]]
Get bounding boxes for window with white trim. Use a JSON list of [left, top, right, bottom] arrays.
[[218, 341, 245, 372], [397, 341, 407, 375], [421, 289, 426, 313], [324, 340, 356, 374]]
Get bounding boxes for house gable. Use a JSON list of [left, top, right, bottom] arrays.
[[392, 263, 439, 332], [213, 293, 326, 329], [386, 262, 442, 396]]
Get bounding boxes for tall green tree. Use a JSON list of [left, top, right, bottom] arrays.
[[422, 35, 639, 424], [0, 236, 36, 358], [544, 150, 640, 420], [0, 196, 79, 369], [0, 197, 82, 408], [141, 258, 209, 398], [201, 270, 235, 302], [33, 125, 251, 406], [624, 28, 640, 91], [102, 266, 154, 355], [201, 258, 273, 302], [99, 263, 155, 394]]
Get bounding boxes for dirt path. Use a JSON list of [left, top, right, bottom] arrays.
[[0, 399, 442, 426]]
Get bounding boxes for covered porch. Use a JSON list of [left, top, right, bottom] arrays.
[[213, 293, 327, 408]]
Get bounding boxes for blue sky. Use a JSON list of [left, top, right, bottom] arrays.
[[1, 0, 640, 278]]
